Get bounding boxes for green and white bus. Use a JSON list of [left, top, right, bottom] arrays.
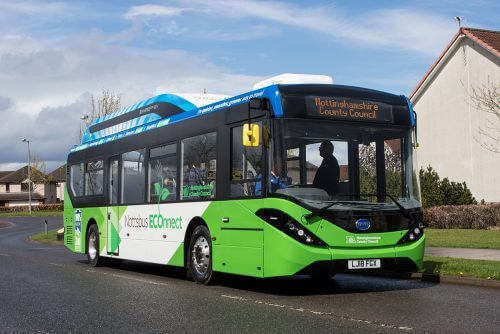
[[64, 74, 425, 284]]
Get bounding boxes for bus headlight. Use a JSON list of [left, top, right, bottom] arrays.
[[256, 208, 324, 246], [398, 221, 425, 244]]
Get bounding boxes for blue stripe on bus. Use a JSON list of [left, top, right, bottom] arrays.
[[403, 95, 415, 126], [81, 94, 199, 143]]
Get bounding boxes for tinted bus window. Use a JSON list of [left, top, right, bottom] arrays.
[[149, 144, 177, 203], [85, 160, 104, 196], [121, 150, 145, 203], [70, 163, 84, 197], [181, 133, 216, 200]]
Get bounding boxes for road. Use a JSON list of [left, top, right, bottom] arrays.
[[0, 216, 499, 333]]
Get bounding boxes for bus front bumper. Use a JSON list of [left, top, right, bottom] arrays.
[[295, 235, 425, 276]]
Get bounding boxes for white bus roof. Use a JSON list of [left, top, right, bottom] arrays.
[[253, 73, 334, 90]]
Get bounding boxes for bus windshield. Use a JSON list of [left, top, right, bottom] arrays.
[[269, 119, 421, 210]]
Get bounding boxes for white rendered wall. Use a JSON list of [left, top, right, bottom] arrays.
[[10, 184, 21, 192], [412, 38, 500, 202]]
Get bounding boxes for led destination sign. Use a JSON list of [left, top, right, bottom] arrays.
[[306, 96, 394, 123]]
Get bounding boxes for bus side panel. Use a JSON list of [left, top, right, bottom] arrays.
[[63, 188, 80, 253], [214, 246, 264, 277], [116, 202, 209, 265], [63, 191, 107, 256], [202, 201, 264, 278], [239, 198, 332, 278]]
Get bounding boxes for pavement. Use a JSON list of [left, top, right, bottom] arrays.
[[425, 247, 500, 261]]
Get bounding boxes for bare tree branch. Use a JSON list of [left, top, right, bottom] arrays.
[[471, 82, 500, 153], [79, 89, 122, 140]]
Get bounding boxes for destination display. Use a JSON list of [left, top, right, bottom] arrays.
[[305, 96, 394, 123]]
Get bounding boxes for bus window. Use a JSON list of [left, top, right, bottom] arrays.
[[121, 150, 145, 204], [149, 143, 177, 203], [384, 138, 404, 198], [359, 142, 377, 196], [230, 124, 263, 197], [181, 132, 216, 200], [286, 148, 300, 185], [306, 141, 348, 195], [84, 160, 104, 196], [70, 163, 84, 197]]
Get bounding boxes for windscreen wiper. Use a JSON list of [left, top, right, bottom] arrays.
[[354, 193, 411, 219], [304, 201, 355, 220], [383, 193, 411, 218]]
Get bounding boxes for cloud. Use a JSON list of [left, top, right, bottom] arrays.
[[0, 28, 261, 170], [124, 4, 187, 19], [0, 95, 12, 112], [187, 0, 456, 57]]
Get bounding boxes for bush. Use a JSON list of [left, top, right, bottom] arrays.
[[419, 166, 477, 208], [424, 204, 500, 229], [0, 203, 63, 213]]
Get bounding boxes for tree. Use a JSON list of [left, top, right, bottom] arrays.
[[89, 89, 122, 121], [471, 82, 500, 153], [80, 89, 122, 140], [419, 165, 477, 208], [26, 154, 52, 193]]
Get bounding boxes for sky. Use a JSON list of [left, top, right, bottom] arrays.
[[0, 0, 498, 172]]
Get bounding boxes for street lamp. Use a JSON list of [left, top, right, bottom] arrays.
[[21, 138, 32, 216], [80, 115, 90, 140]]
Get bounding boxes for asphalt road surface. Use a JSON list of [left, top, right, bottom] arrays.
[[0, 216, 499, 333]]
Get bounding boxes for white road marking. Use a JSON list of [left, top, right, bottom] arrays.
[[0, 253, 11, 257], [48, 262, 64, 267], [221, 294, 414, 331], [86, 269, 170, 287]]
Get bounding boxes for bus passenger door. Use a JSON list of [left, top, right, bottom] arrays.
[[107, 157, 120, 255]]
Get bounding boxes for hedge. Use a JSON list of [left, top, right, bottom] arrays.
[[424, 203, 500, 229], [0, 203, 63, 213]]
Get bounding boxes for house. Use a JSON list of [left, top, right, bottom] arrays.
[[410, 27, 500, 202], [0, 166, 48, 207], [47, 164, 66, 202]]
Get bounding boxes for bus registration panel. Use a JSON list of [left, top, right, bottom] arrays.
[[348, 259, 381, 269]]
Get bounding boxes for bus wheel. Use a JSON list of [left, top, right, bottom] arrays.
[[87, 224, 104, 267], [187, 225, 214, 284]]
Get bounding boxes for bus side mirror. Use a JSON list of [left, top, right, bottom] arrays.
[[243, 123, 260, 147]]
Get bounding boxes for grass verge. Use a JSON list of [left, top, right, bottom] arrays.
[[422, 256, 499, 281], [425, 229, 500, 249], [30, 229, 63, 245], [0, 211, 63, 217]]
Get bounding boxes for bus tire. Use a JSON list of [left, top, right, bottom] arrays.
[[87, 224, 104, 267], [187, 225, 214, 284]]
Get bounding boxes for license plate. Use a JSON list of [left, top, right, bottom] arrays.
[[348, 259, 381, 269]]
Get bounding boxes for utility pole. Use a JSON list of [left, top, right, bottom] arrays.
[[22, 138, 32, 215]]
